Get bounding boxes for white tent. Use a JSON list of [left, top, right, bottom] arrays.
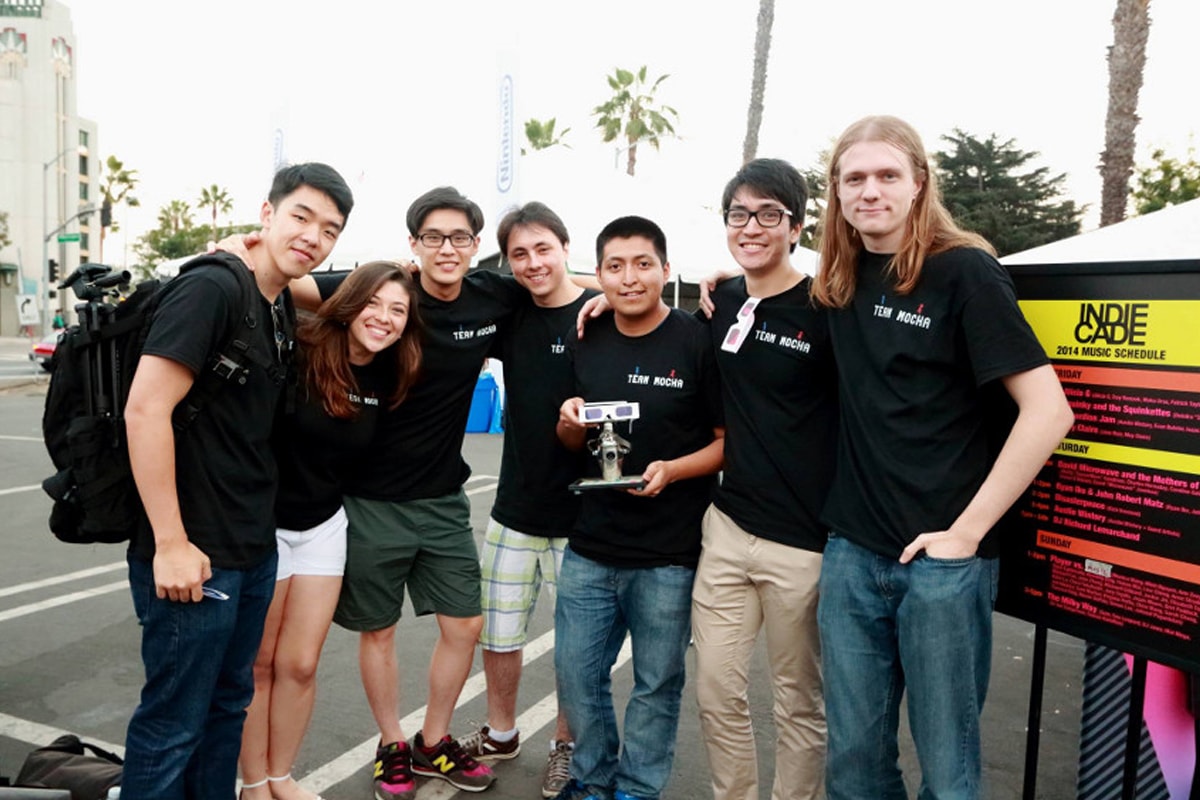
[[1001, 199, 1200, 265]]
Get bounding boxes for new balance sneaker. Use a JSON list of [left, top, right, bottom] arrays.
[[372, 740, 416, 800], [541, 740, 575, 798], [547, 778, 599, 800], [411, 732, 496, 792], [457, 724, 521, 761]]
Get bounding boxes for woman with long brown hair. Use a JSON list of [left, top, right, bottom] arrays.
[[239, 262, 422, 800]]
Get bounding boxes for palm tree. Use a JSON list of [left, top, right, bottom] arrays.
[[98, 155, 140, 262], [592, 66, 679, 176], [742, 0, 775, 164], [1099, 0, 1151, 227], [158, 200, 194, 235], [198, 184, 233, 238], [523, 117, 571, 155]]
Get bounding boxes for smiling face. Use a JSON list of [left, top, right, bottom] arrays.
[[725, 188, 800, 275], [347, 279, 411, 365], [409, 208, 479, 299], [258, 185, 345, 285], [506, 223, 574, 307], [597, 235, 670, 332], [836, 140, 924, 253]]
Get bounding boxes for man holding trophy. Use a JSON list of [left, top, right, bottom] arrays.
[[553, 215, 724, 800]]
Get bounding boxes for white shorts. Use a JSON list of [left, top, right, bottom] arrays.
[[479, 518, 566, 652], [276, 506, 348, 581]]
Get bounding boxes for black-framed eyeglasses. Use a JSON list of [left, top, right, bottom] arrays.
[[418, 231, 475, 248], [724, 207, 793, 228]]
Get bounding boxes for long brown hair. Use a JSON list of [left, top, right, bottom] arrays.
[[813, 115, 994, 308], [297, 261, 422, 419]]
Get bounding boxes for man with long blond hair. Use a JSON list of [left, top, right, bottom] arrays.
[[812, 115, 1074, 799]]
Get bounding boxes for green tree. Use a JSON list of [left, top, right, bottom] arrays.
[[935, 130, 1083, 257], [798, 165, 826, 250], [523, 117, 571, 155], [133, 199, 203, 273], [198, 184, 233, 238], [1099, 0, 1151, 227], [1132, 145, 1200, 215], [0, 210, 10, 251], [157, 200, 194, 235], [99, 155, 140, 262], [742, 0, 775, 164], [592, 65, 679, 176]]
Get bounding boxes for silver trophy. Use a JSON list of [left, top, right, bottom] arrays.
[[569, 401, 646, 493]]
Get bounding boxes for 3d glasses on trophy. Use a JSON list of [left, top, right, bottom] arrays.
[[569, 401, 646, 493]]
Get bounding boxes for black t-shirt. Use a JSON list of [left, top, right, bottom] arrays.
[[490, 290, 599, 537], [822, 247, 1049, 559], [274, 358, 391, 530], [704, 276, 838, 551], [567, 309, 723, 569], [129, 262, 286, 568], [315, 269, 525, 501]]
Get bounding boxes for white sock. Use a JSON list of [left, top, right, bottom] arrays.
[[550, 739, 575, 752], [488, 725, 518, 742]]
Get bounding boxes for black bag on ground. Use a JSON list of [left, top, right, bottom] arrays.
[[14, 734, 121, 800], [40, 254, 284, 545]]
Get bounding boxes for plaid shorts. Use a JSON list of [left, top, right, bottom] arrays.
[[479, 518, 567, 651]]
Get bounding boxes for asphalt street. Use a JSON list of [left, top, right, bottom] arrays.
[[0, 340, 1085, 798]]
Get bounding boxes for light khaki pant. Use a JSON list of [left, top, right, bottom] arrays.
[[692, 504, 825, 800]]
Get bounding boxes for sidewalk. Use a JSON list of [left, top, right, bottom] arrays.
[[0, 336, 51, 391]]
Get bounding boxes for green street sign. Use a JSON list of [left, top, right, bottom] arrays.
[[56, 232, 81, 243]]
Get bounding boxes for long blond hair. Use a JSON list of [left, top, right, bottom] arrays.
[[813, 115, 993, 308]]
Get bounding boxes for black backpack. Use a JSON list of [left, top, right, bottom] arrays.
[[40, 253, 292, 545]]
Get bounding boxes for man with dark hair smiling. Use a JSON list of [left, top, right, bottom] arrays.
[[552, 216, 723, 800], [458, 201, 595, 798], [693, 158, 837, 800], [122, 162, 353, 798]]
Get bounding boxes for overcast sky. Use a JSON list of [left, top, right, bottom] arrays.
[[68, 0, 1198, 278]]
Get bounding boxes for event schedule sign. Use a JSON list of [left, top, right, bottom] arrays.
[[997, 260, 1200, 672]]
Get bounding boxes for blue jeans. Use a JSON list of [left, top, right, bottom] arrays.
[[121, 552, 277, 800], [555, 546, 694, 800], [817, 534, 998, 800]]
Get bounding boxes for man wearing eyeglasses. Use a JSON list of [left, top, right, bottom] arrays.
[[293, 186, 528, 797], [553, 215, 724, 800], [692, 158, 837, 800]]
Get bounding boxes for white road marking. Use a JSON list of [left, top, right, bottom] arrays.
[[0, 561, 125, 598], [0, 484, 42, 496], [0, 581, 128, 623], [300, 634, 634, 797], [0, 710, 125, 756]]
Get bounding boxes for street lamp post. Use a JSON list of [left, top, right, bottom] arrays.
[[41, 145, 86, 337]]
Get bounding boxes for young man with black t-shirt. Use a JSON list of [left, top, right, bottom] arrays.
[[457, 202, 596, 799], [553, 216, 724, 800], [289, 187, 527, 797], [693, 159, 837, 800], [120, 162, 353, 799], [813, 116, 1073, 799]]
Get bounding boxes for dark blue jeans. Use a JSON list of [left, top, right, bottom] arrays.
[[554, 546, 695, 800], [818, 534, 998, 800], [121, 552, 277, 800]]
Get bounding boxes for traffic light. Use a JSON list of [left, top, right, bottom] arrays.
[[48, 258, 59, 284], [100, 199, 112, 228]]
